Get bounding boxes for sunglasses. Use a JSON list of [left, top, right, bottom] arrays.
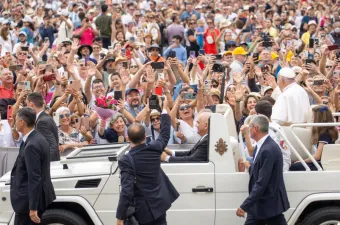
[[59, 113, 70, 119], [323, 101, 329, 105], [150, 48, 159, 52], [326, 65, 332, 68], [19, 52, 27, 56], [190, 22, 196, 25], [151, 117, 160, 122], [130, 65, 138, 68], [179, 104, 191, 111]]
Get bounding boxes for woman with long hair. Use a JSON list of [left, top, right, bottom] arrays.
[[290, 105, 339, 171], [0, 26, 12, 56], [21, 18, 35, 44]]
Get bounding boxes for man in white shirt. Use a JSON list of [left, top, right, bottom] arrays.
[[57, 10, 73, 45], [271, 67, 310, 125], [230, 47, 247, 75], [13, 31, 34, 54]]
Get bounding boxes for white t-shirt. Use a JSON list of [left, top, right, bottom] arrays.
[[0, 35, 12, 56], [57, 19, 74, 44], [174, 116, 201, 144]]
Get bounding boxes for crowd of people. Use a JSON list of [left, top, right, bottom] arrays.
[[0, 0, 340, 175]]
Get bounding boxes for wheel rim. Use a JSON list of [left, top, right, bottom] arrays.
[[320, 221, 340, 225]]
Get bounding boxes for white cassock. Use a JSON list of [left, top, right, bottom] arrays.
[[271, 82, 310, 124]]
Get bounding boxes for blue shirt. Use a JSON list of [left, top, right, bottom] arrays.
[[163, 45, 187, 66], [39, 25, 57, 48], [180, 10, 200, 22]]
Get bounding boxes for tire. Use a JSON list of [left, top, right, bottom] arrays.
[[41, 208, 88, 225], [299, 206, 340, 225]]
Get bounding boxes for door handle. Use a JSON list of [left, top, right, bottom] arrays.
[[192, 186, 213, 193]]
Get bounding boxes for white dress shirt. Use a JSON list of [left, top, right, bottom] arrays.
[[22, 129, 34, 143], [253, 134, 269, 161], [271, 82, 310, 124]]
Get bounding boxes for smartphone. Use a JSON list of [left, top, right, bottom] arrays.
[[154, 86, 163, 96], [114, 90, 122, 100], [74, 117, 81, 130], [158, 73, 164, 80], [21, 46, 29, 51], [261, 64, 269, 73], [24, 81, 30, 90], [43, 74, 56, 82], [313, 80, 324, 85], [305, 59, 315, 65], [199, 49, 205, 55], [190, 51, 196, 58], [168, 50, 176, 58], [204, 80, 211, 90], [62, 71, 68, 78], [108, 46, 113, 50], [129, 36, 135, 42], [333, 70, 340, 78], [299, 80, 307, 87], [328, 45, 339, 51], [214, 54, 222, 60], [44, 37, 49, 42], [307, 53, 314, 60], [253, 53, 259, 61], [122, 61, 128, 68], [81, 117, 90, 131], [68, 80, 81, 91], [151, 62, 164, 70], [121, 49, 126, 55], [45, 64, 52, 72], [7, 105, 13, 120], [176, 122, 180, 132], [53, 112, 59, 126], [85, 55, 90, 65], [309, 39, 314, 48], [183, 93, 196, 100]]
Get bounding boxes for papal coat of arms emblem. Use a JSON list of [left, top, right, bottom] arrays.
[[215, 138, 228, 156]]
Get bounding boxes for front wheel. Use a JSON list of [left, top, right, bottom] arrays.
[[299, 206, 340, 225], [41, 208, 88, 225]]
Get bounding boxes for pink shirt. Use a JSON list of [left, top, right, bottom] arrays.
[[75, 28, 95, 45]]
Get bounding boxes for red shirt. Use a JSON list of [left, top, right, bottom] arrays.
[[204, 28, 220, 55], [0, 85, 14, 98], [75, 28, 95, 45]]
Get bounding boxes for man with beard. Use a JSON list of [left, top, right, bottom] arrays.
[[125, 88, 143, 119], [13, 31, 34, 54]]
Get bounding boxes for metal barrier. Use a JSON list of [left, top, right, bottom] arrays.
[[0, 147, 19, 177]]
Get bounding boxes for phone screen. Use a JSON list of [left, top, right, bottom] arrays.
[[114, 91, 123, 100], [7, 105, 13, 120]]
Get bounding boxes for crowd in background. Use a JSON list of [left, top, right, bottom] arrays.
[[0, 0, 340, 171]]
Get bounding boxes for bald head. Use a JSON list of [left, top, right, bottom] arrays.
[[196, 112, 210, 136], [127, 123, 146, 145]]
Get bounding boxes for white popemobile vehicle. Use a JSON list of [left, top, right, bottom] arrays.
[[1, 104, 340, 225]]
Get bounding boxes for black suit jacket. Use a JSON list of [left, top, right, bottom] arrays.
[[10, 130, 56, 214], [36, 111, 59, 161], [169, 135, 209, 162], [241, 136, 290, 219], [116, 114, 179, 224]]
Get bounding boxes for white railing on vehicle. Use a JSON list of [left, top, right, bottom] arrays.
[[289, 122, 340, 171]]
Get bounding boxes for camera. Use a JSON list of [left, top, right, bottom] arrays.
[[149, 94, 163, 111], [212, 63, 225, 73]]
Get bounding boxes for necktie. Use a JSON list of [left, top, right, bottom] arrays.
[[253, 145, 258, 158]]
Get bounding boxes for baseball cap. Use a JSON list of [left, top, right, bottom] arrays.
[[233, 47, 247, 56], [125, 88, 140, 96], [18, 31, 27, 36], [278, 67, 296, 79]]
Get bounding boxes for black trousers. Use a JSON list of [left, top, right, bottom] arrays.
[[140, 213, 167, 225], [14, 211, 44, 225], [245, 213, 287, 225], [101, 36, 111, 49]]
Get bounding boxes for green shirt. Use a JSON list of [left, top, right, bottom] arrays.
[[95, 14, 112, 37]]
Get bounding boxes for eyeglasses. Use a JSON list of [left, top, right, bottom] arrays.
[[130, 65, 138, 68], [59, 113, 70, 119], [190, 22, 196, 25], [179, 104, 191, 111], [151, 117, 160, 122], [19, 52, 27, 56], [93, 85, 104, 89], [135, 14, 141, 17]]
